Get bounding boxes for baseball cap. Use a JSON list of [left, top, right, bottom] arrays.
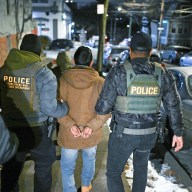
[[130, 32, 152, 51], [74, 46, 93, 66]]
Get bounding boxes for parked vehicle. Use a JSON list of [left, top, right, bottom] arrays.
[[119, 50, 130, 63], [150, 54, 161, 63], [86, 40, 97, 48], [160, 45, 191, 64], [179, 51, 192, 67], [159, 66, 192, 178], [88, 39, 99, 48], [150, 49, 161, 63], [109, 49, 161, 68], [104, 45, 129, 71], [161, 67, 192, 149], [49, 39, 74, 50]]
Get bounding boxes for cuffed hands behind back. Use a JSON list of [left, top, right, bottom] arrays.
[[87, 113, 111, 132], [57, 115, 75, 130]]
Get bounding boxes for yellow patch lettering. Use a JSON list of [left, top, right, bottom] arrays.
[[130, 86, 159, 95], [3, 75, 31, 90], [3, 76, 8, 81]]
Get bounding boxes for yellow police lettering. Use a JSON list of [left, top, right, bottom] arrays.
[[25, 78, 30, 84], [9, 76, 13, 82], [132, 86, 137, 93], [3, 76, 8, 81], [137, 87, 141, 94], [3, 75, 31, 90], [130, 86, 158, 95], [4, 76, 30, 84]]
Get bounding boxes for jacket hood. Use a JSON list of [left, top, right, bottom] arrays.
[[3, 48, 41, 71], [62, 66, 99, 89]]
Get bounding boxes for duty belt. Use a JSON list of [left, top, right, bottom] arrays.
[[111, 120, 157, 136], [123, 127, 156, 135]]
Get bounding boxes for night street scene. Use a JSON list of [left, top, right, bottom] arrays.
[[0, 0, 192, 192]]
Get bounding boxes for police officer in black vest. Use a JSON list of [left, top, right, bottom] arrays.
[[0, 34, 68, 192], [95, 32, 183, 192]]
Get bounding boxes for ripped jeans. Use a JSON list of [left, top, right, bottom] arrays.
[[106, 131, 157, 192]]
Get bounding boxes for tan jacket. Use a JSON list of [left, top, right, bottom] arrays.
[[57, 66, 110, 149]]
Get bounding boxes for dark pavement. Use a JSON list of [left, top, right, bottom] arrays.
[[18, 123, 131, 192]]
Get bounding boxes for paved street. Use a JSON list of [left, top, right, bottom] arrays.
[[17, 43, 184, 192], [44, 42, 98, 64], [18, 123, 192, 192], [18, 123, 131, 192], [43, 42, 178, 70]]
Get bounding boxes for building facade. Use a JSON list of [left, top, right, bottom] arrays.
[[0, 0, 36, 66], [32, 0, 72, 41], [161, 2, 192, 48]]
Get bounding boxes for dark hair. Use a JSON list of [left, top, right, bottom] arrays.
[[20, 34, 42, 56], [74, 46, 93, 66], [130, 32, 152, 52]]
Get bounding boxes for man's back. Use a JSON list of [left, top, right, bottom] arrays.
[[57, 46, 110, 192], [58, 65, 105, 149], [0, 48, 68, 127], [0, 34, 68, 192]]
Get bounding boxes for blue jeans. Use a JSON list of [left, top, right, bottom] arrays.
[[60, 146, 97, 192], [106, 132, 157, 192]]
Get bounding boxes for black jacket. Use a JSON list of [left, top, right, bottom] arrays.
[[0, 114, 18, 164], [95, 58, 183, 136]]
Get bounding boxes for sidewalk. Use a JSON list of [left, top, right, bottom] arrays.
[[18, 124, 131, 192]]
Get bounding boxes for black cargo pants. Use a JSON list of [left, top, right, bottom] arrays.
[[106, 130, 157, 192], [1, 123, 56, 192]]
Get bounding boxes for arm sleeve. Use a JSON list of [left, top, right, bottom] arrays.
[[57, 115, 76, 130], [0, 115, 19, 164], [86, 113, 111, 131], [36, 67, 68, 118], [162, 69, 184, 136], [95, 67, 118, 115]]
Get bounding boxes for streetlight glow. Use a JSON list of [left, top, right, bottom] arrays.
[[118, 7, 122, 12]]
